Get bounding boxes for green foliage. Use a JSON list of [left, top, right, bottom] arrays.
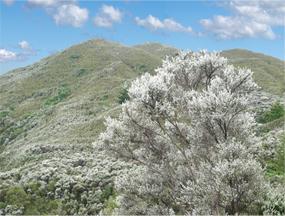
[[102, 194, 118, 215], [100, 184, 115, 203], [74, 68, 88, 77], [47, 180, 57, 192], [100, 184, 117, 214], [118, 88, 130, 104], [5, 186, 30, 208], [70, 54, 80, 60], [0, 111, 9, 119], [100, 94, 109, 101], [0, 119, 26, 145], [266, 134, 285, 183], [44, 86, 71, 106], [258, 102, 285, 124], [259, 116, 285, 134], [0, 184, 61, 214]]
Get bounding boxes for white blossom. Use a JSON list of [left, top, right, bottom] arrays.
[[100, 50, 267, 214]]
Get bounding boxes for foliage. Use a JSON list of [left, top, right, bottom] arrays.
[[262, 185, 285, 215], [259, 116, 285, 134], [74, 68, 88, 77], [44, 86, 71, 106], [0, 185, 61, 215], [100, 51, 268, 214], [117, 87, 130, 104], [258, 102, 285, 124], [70, 54, 81, 60], [0, 113, 33, 145], [265, 134, 285, 182], [0, 111, 9, 119]]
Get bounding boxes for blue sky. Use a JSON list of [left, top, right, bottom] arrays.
[[0, 0, 284, 74]]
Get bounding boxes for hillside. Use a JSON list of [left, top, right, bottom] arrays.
[[222, 49, 285, 95], [0, 40, 284, 214]]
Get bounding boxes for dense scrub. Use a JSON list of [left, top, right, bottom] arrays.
[[257, 102, 284, 124]]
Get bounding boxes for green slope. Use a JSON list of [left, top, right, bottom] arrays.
[[1, 40, 284, 169]]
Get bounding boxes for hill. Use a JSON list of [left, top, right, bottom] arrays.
[[222, 49, 285, 95], [0, 40, 284, 214]]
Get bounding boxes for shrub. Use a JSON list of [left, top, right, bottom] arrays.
[[100, 51, 267, 214], [266, 134, 285, 182], [117, 88, 129, 104], [5, 186, 30, 208], [0, 111, 9, 119], [258, 102, 285, 123], [44, 86, 71, 106], [1, 184, 61, 215], [74, 68, 87, 77]]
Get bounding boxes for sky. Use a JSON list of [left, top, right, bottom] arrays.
[[0, 0, 284, 74]]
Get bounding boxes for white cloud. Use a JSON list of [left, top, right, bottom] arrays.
[[94, 5, 122, 28], [0, 49, 17, 63], [27, 0, 88, 27], [230, 0, 285, 26], [53, 4, 89, 27], [27, 0, 57, 7], [201, 0, 284, 39], [18, 41, 30, 50], [135, 15, 192, 33], [201, 16, 276, 40], [3, 0, 14, 6]]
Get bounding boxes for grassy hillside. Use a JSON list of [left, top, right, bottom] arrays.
[[1, 40, 284, 169], [0, 40, 177, 170], [0, 40, 284, 214], [222, 49, 285, 95]]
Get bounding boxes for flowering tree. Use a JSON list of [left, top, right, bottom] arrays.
[[100, 51, 267, 214]]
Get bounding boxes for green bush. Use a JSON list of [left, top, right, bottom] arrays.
[[1, 184, 61, 214], [0, 111, 9, 119], [74, 68, 87, 77], [100, 184, 114, 203], [118, 88, 130, 104], [5, 186, 30, 208], [258, 102, 285, 124], [70, 54, 80, 60], [44, 86, 71, 106], [266, 134, 285, 182]]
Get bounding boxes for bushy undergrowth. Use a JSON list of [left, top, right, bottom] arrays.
[[117, 88, 130, 104], [258, 102, 285, 124], [0, 185, 61, 215], [265, 133, 285, 183], [44, 86, 71, 106], [0, 147, 128, 215]]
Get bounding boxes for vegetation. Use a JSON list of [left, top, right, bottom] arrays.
[[0, 185, 61, 215], [0, 40, 284, 215], [266, 133, 285, 182], [101, 51, 269, 214], [0, 111, 9, 119], [44, 86, 71, 106], [222, 49, 285, 95], [74, 68, 88, 77], [258, 102, 285, 124], [117, 87, 130, 104]]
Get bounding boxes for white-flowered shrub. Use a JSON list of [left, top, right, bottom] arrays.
[[100, 51, 268, 214]]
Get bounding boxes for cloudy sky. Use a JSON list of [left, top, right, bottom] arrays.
[[0, 0, 284, 74]]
